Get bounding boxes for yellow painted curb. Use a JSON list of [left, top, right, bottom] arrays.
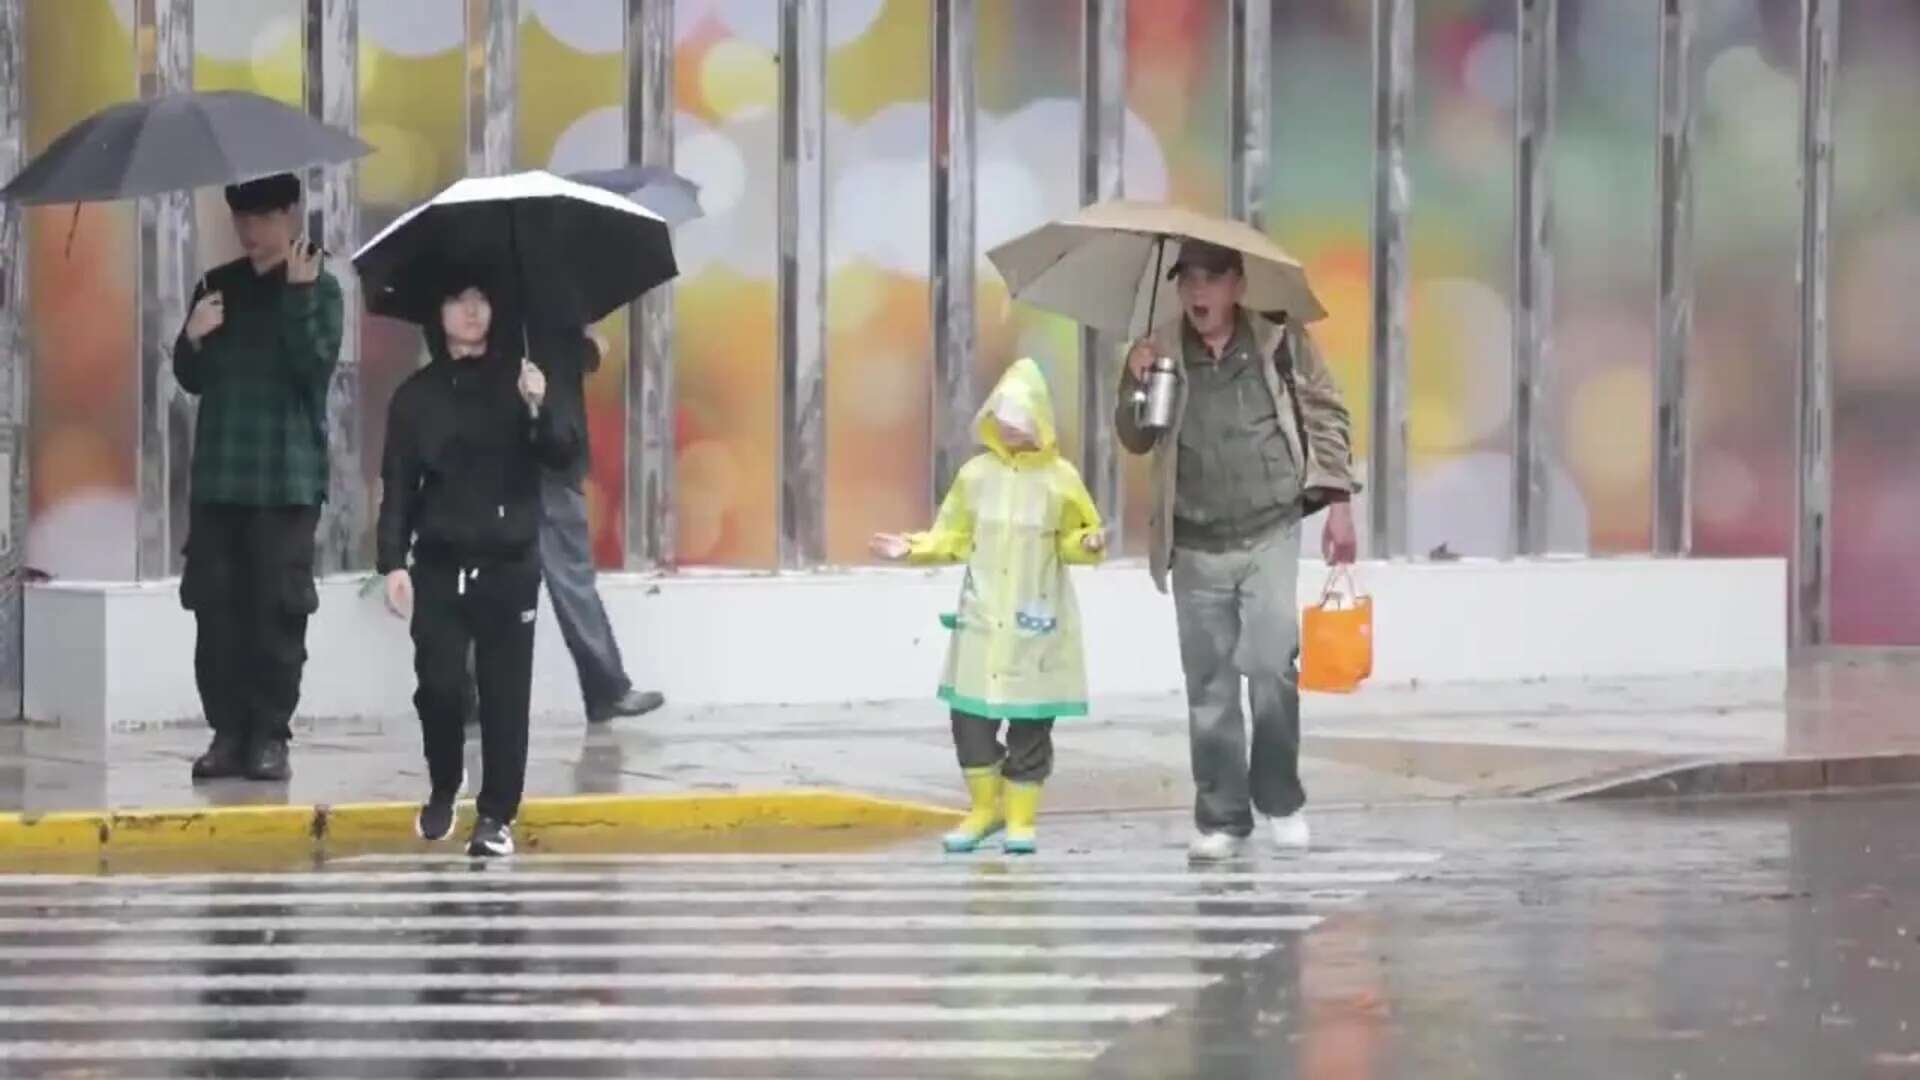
[[0, 812, 105, 854], [322, 801, 429, 846], [109, 805, 319, 849], [519, 790, 962, 834], [0, 789, 962, 860]]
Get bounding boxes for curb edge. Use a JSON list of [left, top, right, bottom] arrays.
[[0, 789, 963, 858]]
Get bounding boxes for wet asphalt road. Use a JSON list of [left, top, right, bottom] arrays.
[[2, 790, 1919, 1078], [1097, 791, 1920, 1079]]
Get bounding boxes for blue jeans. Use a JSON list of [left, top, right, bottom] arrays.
[[538, 472, 631, 710], [1170, 520, 1305, 836]]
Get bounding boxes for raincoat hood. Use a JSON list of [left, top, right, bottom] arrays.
[[975, 358, 1059, 463]]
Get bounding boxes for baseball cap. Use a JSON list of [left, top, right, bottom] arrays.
[[1166, 238, 1245, 279]]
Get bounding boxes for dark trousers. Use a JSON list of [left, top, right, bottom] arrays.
[[180, 503, 320, 746], [538, 472, 630, 709], [951, 711, 1055, 784], [411, 554, 540, 824]]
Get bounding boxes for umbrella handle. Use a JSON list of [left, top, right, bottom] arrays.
[[520, 324, 539, 422], [1142, 235, 1167, 338], [62, 203, 80, 259], [509, 205, 539, 423]]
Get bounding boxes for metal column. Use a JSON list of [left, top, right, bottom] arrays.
[[1652, 0, 1693, 557], [305, 0, 362, 571], [931, 0, 977, 502], [1079, 0, 1126, 533], [1368, 0, 1411, 559], [466, 0, 518, 176], [1793, 0, 1838, 647], [624, 0, 674, 569], [777, 0, 826, 569], [1226, 0, 1269, 229], [135, 0, 195, 580], [1510, 0, 1556, 558], [0, 0, 25, 717]]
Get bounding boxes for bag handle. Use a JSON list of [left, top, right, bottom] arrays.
[[1317, 564, 1367, 609]]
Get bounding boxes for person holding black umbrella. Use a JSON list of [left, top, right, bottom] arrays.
[[176, 172, 343, 784], [2, 91, 365, 784], [352, 170, 677, 746], [376, 268, 582, 858]]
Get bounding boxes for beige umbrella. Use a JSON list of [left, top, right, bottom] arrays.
[[986, 199, 1326, 336]]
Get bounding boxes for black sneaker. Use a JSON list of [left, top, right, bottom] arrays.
[[415, 795, 456, 842], [244, 738, 291, 782], [415, 769, 467, 842], [467, 816, 514, 858], [587, 689, 666, 724], [190, 734, 248, 781]]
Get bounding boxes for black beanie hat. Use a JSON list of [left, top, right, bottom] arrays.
[[223, 172, 302, 214]]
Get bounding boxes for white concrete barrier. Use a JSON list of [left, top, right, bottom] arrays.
[[24, 557, 1787, 753]]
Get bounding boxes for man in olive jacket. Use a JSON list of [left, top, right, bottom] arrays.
[[1115, 240, 1358, 862]]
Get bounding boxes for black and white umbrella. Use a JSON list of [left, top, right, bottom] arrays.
[[351, 169, 677, 329]]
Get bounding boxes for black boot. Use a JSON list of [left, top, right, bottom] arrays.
[[190, 734, 248, 781], [245, 738, 291, 782]]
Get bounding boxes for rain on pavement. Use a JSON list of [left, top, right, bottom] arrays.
[[4, 790, 1919, 1078]]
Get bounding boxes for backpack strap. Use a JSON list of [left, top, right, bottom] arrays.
[[1268, 313, 1330, 518]]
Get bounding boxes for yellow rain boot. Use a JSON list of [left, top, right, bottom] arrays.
[[1003, 781, 1042, 855], [942, 767, 1006, 853]]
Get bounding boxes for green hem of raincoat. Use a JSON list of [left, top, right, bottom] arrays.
[[939, 686, 1088, 720]]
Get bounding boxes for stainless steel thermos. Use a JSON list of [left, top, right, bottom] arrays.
[[1131, 356, 1181, 430]]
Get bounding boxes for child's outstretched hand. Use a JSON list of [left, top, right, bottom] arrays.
[[870, 533, 912, 561], [1081, 529, 1108, 554]]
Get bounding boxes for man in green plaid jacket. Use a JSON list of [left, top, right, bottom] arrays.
[[174, 172, 343, 783]]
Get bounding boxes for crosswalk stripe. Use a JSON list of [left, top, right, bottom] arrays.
[[0, 844, 1443, 1072], [0, 971, 1222, 994], [0, 1039, 1112, 1062], [0, 1002, 1179, 1025], [2, 912, 1324, 934], [324, 851, 1442, 867], [0, 940, 1278, 962], [0, 869, 1407, 888], [0, 886, 1366, 910]]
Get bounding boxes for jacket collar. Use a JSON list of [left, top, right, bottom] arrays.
[[1149, 308, 1286, 371]]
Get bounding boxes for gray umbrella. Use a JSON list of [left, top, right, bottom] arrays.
[[1, 90, 369, 206], [566, 165, 704, 229]]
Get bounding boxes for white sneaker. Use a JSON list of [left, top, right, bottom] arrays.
[[1268, 812, 1310, 851], [1187, 831, 1247, 862]]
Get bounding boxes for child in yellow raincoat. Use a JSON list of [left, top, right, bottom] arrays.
[[871, 358, 1106, 855]]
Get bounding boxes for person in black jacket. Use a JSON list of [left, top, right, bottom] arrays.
[[376, 269, 582, 858]]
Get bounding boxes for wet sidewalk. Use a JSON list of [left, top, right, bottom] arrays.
[[4, 653, 1916, 816]]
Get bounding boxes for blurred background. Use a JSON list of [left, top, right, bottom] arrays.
[[19, 0, 1920, 642]]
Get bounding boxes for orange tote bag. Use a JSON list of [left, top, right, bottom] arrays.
[[1299, 566, 1372, 693]]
